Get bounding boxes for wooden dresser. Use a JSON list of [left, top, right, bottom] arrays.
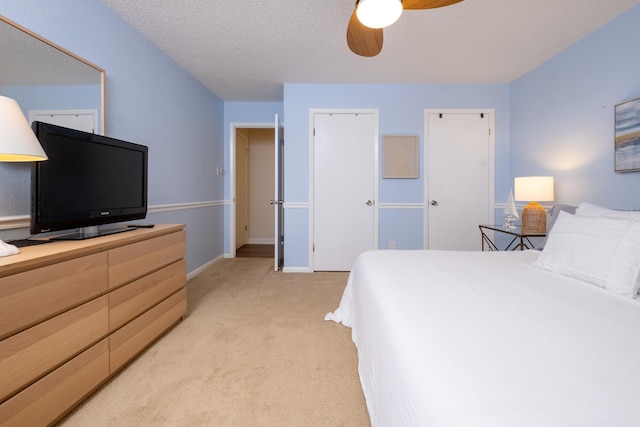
[[0, 224, 187, 426]]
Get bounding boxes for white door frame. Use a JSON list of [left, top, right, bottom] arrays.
[[273, 114, 284, 271], [229, 121, 276, 258], [309, 108, 380, 270], [423, 109, 495, 248]]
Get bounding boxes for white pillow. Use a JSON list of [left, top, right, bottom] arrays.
[[534, 211, 640, 298], [576, 202, 640, 219], [535, 204, 577, 250]]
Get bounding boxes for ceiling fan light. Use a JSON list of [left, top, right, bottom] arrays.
[[356, 0, 403, 29]]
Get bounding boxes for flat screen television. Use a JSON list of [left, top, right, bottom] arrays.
[[31, 121, 148, 240]]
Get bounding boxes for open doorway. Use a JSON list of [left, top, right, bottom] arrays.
[[231, 125, 275, 259]]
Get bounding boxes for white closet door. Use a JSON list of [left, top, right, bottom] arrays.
[[313, 112, 377, 271], [426, 111, 493, 251]]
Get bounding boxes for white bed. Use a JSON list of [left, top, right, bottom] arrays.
[[326, 204, 640, 426]]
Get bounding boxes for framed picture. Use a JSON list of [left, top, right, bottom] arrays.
[[382, 135, 419, 178], [615, 97, 640, 172]]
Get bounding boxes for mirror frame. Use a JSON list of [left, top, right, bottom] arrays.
[[0, 14, 105, 133]]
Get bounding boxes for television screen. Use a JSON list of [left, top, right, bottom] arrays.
[[31, 121, 148, 239]]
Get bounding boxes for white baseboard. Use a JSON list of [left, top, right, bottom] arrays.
[[247, 238, 275, 245], [187, 255, 225, 280], [282, 266, 314, 273]]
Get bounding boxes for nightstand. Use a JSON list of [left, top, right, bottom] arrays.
[[479, 224, 546, 251]]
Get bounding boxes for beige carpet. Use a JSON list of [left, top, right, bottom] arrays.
[[58, 257, 370, 426]]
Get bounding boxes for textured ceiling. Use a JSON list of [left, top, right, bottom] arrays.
[[99, 0, 639, 102]]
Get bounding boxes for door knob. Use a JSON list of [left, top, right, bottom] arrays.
[[366, 200, 374, 206], [431, 200, 439, 206]]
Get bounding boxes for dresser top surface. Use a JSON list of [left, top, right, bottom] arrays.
[[0, 224, 185, 277]]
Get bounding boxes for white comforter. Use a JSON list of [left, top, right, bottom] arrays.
[[326, 250, 640, 427]]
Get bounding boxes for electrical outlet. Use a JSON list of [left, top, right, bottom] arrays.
[[389, 241, 396, 250]]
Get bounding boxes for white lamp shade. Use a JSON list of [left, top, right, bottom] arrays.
[[356, 0, 403, 29], [514, 176, 554, 202], [0, 96, 48, 162]]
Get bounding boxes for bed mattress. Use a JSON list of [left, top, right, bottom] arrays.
[[326, 249, 640, 426]]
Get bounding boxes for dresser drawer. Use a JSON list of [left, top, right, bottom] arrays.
[[108, 231, 186, 289], [0, 296, 108, 403], [0, 338, 109, 427], [110, 288, 186, 373], [0, 252, 108, 339], [109, 259, 186, 331]]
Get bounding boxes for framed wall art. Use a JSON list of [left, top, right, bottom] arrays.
[[615, 97, 640, 172], [382, 135, 419, 178]]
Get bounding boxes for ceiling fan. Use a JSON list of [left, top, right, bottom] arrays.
[[347, 0, 463, 57]]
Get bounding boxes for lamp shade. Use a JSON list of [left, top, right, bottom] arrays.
[[356, 0, 403, 29], [514, 176, 554, 202], [0, 96, 48, 162]]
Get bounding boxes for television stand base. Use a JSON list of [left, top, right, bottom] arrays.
[[51, 225, 134, 241]]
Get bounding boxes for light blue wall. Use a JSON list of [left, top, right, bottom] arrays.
[[379, 208, 425, 250], [511, 4, 640, 210], [282, 83, 510, 269], [0, 0, 225, 274]]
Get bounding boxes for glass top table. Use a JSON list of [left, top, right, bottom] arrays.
[[479, 224, 546, 251]]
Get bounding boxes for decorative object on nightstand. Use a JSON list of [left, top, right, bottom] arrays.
[[503, 188, 519, 229], [514, 176, 554, 234], [0, 96, 48, 256]]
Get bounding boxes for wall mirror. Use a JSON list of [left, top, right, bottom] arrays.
[[0, 14, 105, 225]]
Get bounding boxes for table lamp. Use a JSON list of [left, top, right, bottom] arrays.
[[514, 176, 554, 234], [0, 95, 48, 256]]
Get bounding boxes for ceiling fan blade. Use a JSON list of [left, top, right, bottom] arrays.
[[403, 0, 463, 10], [346, 10, 383, 57]]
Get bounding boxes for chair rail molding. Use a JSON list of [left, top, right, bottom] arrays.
[[0, 200, 225, 230]]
